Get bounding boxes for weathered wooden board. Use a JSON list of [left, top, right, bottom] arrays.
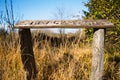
[[15, 19, 114, 28], [90, 29, 105, 80]]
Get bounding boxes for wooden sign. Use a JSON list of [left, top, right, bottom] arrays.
[[15, 19, 114, 80], [15, 19, 114, 28]]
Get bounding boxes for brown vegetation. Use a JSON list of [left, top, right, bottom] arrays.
[[0, 29, 120, 80]]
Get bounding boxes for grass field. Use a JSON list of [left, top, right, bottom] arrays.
[[0, 30, 120, 80]]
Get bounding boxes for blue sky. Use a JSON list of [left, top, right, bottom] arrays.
[[0, 0, 88, 33]]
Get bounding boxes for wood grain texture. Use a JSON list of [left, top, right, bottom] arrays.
[[90, 29, 105, 80], [19, 29, 37, 80], [15, 20, 114, 28]]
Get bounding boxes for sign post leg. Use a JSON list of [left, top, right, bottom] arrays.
[[90, 28, 105, 80], [19, 29, 37, 80]]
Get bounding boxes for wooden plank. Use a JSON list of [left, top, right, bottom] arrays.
[[14, 20, 114, 28], [90, 29, 105, 80], [19, 29, 37, 80]]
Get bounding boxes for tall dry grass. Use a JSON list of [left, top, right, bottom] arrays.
[[0, 30, 120, 80]]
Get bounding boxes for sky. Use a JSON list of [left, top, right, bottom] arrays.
[[0, 0, 88, 33]]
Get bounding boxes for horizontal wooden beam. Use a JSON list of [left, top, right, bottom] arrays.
[[14, 19, 114, 29]]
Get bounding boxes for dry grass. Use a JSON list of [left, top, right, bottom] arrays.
[[0, 31, 120, 80]]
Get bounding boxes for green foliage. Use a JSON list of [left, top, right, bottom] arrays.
[[84, 0, 120, 20], [84, 0, 120, 43]]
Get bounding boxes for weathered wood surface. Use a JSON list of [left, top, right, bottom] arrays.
[[15, 20, 114, 28], [90, 29, 105, 80], [19, 29, 37, 80]]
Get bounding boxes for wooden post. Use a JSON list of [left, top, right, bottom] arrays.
[[90, 28, 105, 80], [19, 29, 37, 80]]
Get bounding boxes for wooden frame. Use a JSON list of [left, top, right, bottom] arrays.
[[15, 19, 114, 80]]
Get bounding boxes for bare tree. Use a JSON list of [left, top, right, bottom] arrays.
[[54, 7, 66, 34], [1, 0, 16, 42], [0, 0, 16, 45], [54, 7, 65, 20], [4, 0, 14, 32], [0, 10, 8, 40]]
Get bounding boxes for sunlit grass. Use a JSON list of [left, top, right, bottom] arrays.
[[0, 31, 120, 80]]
